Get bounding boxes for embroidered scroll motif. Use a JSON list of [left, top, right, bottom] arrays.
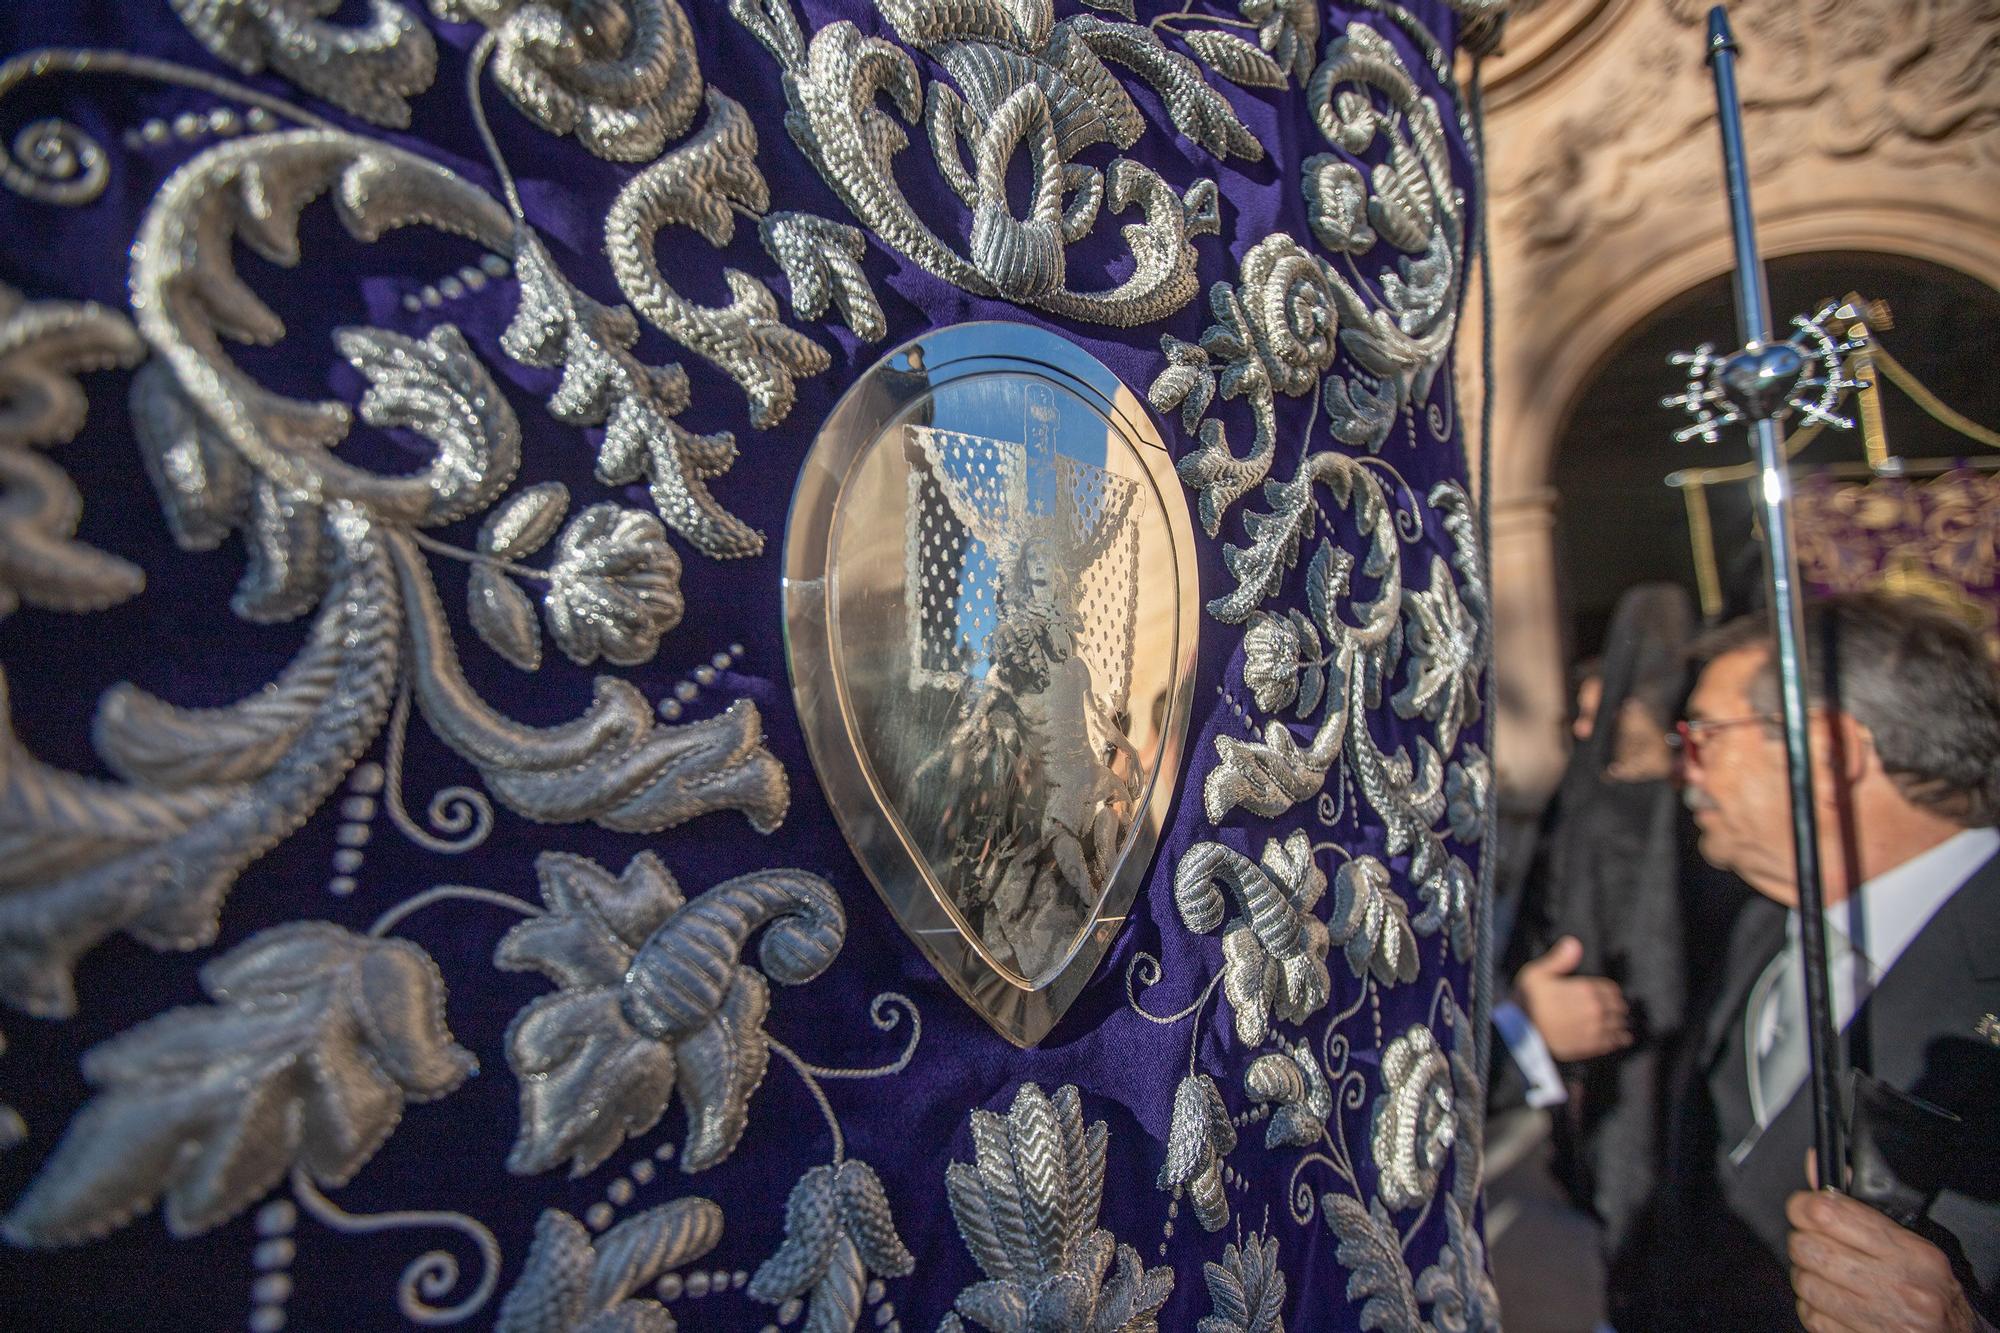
[[2, 922, 473, 1245], [1151, 22, 1463, 534], [433, 0, 704, 160], [174, 0, 438, 127], [729, 0, 1238, 328], [939, 1082, 1174, 1333], [1174, 833, 1333, 1046], [497, 850, 844, 1176], [0, 287, 147, 619], [603, 91, 830, 430]]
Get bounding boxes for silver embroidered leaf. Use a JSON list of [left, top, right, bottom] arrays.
[[1198, 1229, 1286, 1333], [750, 1159, 914, 1331], [759, 212, 887, 342], [173, 0, 438, 127], [1241, 0, 1318, 85], [1185, 30, 1286, 90], [1413, 855, 1474, 963], [1148, 334, 1214, 436], [2, 922, 472, 1246], [543, 504, 684, 667], [605, 91, 829, 429], [1322, 1194, 1421, 1333], [1328, 855, 1419, 986], [942, 1082, 1172, 1333], [1416, 1194, 1500, 1333], [0, 515, 400, 1019], [1372, 1024, 1455, 1213], [1174, 834, 1331, 1046], [1158, 1073, 1236, 1233], [0, 287, 147, 620], [1246, 1042, 1331, 1150], [470, 562, 544, 671], [497, 851, 844, 1176], [481, 481, 570, 560], [505, 230, 762, 560], [444, 0, 705, 162], [495, 1199, 723, 1333]]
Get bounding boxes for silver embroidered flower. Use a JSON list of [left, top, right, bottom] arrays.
[[1245, 1041, 1332, 1149], [1159, 1073, 1237, 1233], [1240, 0, 1319, 85], [1444, 746, 1490, 844], [496, 850, 844, 1177], [1394, 554, 1481, 756], [1242, 610, 1325, 717], [1207, 234, 1340, 398], [496, 1199, 722, 1333], [1329, 855, 1420, 986], [940, 1083, 1174, 1333], [1304, 154, 1375, 254], [1372, 1024, 1455, 1212], [1177, 833, 1332, 1046], [544, 503, 684, 666], [751, 1160, 914, 1330]]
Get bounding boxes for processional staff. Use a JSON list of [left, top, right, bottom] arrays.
[[1662, 5, 1879, 1192]]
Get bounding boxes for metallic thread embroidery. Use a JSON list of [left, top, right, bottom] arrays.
[[1159, 1072, 1238, 1233], [1198, 1228, 1287, 1333], [939, 1082, 1174, 1333], [2, 921, 473, 1245], [494, 1199, 724, 1332], [1371, 1024, 1453, 1212], [603, 90, 830, 430], [437, 0, 704, 161], [496, 850, 844, 1176], [1173, 834, 1333, 1046], [174, 0, 438, 127], [1246, 1042, 1332, 1150], [749, 1159, 916, 1331], [0, 287, 147, 619]]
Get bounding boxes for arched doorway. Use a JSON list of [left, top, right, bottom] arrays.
[[1549, 253, 2000, 659]]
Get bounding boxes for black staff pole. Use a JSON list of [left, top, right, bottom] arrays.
[[1703, 4, 1845, 1190]]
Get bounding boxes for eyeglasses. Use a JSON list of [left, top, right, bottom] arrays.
[[1667, 714, 1782, 764]]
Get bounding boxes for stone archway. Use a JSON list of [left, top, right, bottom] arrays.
[[1474, 0, 2000, 807]]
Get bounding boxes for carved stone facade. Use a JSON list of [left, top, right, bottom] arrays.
[[1479, 0, 2000, 804]]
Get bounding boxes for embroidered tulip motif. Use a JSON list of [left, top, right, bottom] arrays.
[[749, 1160, 914, 1330], [495, 1199, 723, 1333], [1159, 1073, 1238, 1233]]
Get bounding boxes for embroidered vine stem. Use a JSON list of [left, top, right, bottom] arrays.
[[768, 1037, 846, 1165], [408, 528, 547, 582], [1124, 952, 1226, 1028], [289, 1170, 502, 1326], [367, 885, 542, 939], [1309, 839, 1354, 864], [0, 47, 329, 204], [383, 680, 496, 855], [1353, 455, 1426, 542], [792, 992, 922, 1079], [465, 32, 524, 220], [1149, 12, 1263, 34]]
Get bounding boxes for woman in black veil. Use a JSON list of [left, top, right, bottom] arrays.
[[1508, 582, 1747, 1320]]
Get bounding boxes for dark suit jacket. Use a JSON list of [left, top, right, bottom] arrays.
[[1633, 848, 2000, 1329]]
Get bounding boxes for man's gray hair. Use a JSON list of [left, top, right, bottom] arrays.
[[1693, 592, 2000, 827]]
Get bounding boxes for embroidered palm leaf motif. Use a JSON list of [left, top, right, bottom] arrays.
[[939, 1082, 1173, 1333], [497, 851, 844, 1177], [495, 1199, 723, 1333], [749, 1159, 915, 1331], [2, 922, 473, 1245], [1322, 1194, 1422, 1333], [1198, 1230, 1287, 1333]]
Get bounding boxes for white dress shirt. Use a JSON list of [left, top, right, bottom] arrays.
[[1735, 826, 1999, 1155]]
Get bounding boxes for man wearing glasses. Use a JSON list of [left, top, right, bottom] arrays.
[[1641, 592, 1999, 1331]]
